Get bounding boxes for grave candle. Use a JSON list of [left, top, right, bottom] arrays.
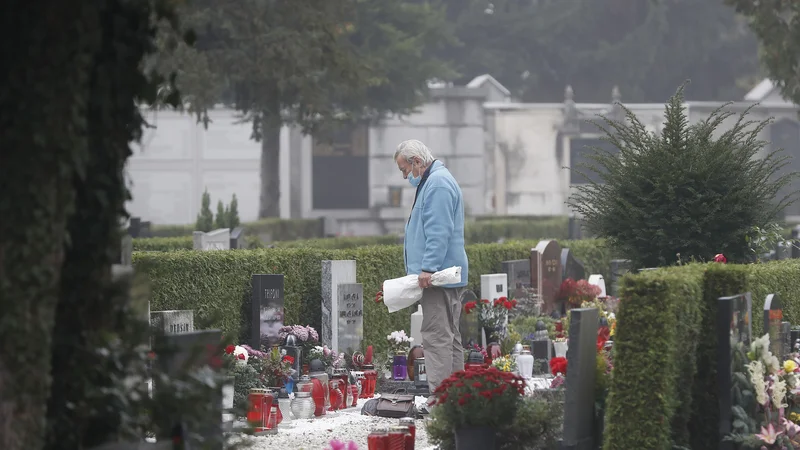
[[388, 426, 409, 450], [368, 427, 389, 450], [399, 417, 415, 450]]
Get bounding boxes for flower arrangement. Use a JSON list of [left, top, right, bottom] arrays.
[[307, 345, 345, 370], [464, 296, 517, 341], [491, 355, 518, 373], [430, 367, 527, 429], [259, 346, 295, 387], [278, 325, 319, 354], [327, 440, 358, 450], [549, 357, 567, 376], [726, 334, 800, 449], [386, 330, 414, 355], [557, 278, 602, 307], [223, 344, 270, 409], [714, 253, 727, 263]]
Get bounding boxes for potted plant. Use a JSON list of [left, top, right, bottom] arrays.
[[386, 330, 414, 380], [430, 367, 526, 450], [464, 297, 517, 343]]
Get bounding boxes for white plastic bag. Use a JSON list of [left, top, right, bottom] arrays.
[[383, 266, 462, 313]]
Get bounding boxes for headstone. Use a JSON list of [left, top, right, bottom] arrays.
[[568, 216, 583, 240], [120, 235, 133, 266], [140, 221, 152, 238], [459, 290, 482, 348], [608, 259, 632, 297], [481, 274, 508, 345], [502, 259, 532, 301], [229, 226, 245, 249], [321, 260, 356, 350], [587, 274, 606, 297], [193, 228, 231, 251], [561, 308, 599, 450], [764, 294, 783, 357], [561, 248, 586, 282], [410, 305, 423, 349], [250, 274, 285, 349], [792, 328, 800, 353], [129, 217, 142, 238], [530, 240, 563, 314], [152, 330, 223, 450], [337, 283, 364, 354], [717, 293, 753, 450], [150, 310, 195, 335], [782, 322, 792, 360]]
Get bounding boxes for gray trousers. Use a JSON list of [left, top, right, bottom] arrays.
[[420, 286, 465, 393]]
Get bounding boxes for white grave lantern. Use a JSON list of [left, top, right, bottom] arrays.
[[480, 274, 509, 345], [588, 274, 607, 297], [410, 305, 423, 348]]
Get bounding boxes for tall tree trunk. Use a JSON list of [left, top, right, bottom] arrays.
[[258, 120, 282, 218], [0, 3, 100, 449], [45, 0, 145, 446]]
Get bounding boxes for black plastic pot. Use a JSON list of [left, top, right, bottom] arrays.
[[454, 427, 496, 450]]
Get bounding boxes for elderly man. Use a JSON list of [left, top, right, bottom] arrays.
[[394, 139, 469, 400]]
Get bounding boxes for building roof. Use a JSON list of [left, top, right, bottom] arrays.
[[466, 74, 511, 96]]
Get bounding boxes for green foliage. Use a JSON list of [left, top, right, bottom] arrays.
[[569, 84, 796, 268], [150, 218, 325, 239], [195, 189, 214, 232], [465, 217, 570, 242], [214, 200, 227, 230], [133, 236, 194, 252], [132, 239, 610, 356], [426, 396, 562, 450], [726, 0, 800, 107], [228, 194, 240, 229]]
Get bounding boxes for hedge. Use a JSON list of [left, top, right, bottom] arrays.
[[134, 216, 573, 252], [604, 260, 800, 450], [132, 239, 610, 357]]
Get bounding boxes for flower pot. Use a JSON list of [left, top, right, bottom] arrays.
[[554, 341, 568, 358], [483, 326, 502, 343], [454, 427, 496, 450]]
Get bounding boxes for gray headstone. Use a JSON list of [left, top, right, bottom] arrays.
[[530, 240, 563, 314], [250, 274, 284, 349], [321, 260, 356, 351], [561, 248, 586, 282], [229, 226, 245, 249], [337, 283, 364, 354], [120, 235, 133, 266], [609, 259, 632, 297], [193, 228, 231, 251], [561, 308, 599, 450], [152, 330, 223, 449], [764, 294, 783, 357], [459, 290, 482, 349], [717, 292, 753, 450], [150, 310, 194, 335]]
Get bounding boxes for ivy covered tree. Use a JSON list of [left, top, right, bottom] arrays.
[[156, 0, 454, 217], [725, 0, 800, 106], [567, 84, 797, 268], [195, 189, 213, 232]]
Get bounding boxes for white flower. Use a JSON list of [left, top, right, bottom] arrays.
[[747, 360, 768, 406], [233, 345, 249, 366], [608, 313, 616, 320], [772, 377, 788, 410]]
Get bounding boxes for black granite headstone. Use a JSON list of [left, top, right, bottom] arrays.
[[230, 226, 245, 249], [153, 330, 223, 450], [561, 308, 599, 450], [459, 290, 482, 348], [128, 217, 142, 238], [717, 293, 753, 450], [764, 294, 783, 357], [251, 274, 285, 349], [561, 248, 586, 282]]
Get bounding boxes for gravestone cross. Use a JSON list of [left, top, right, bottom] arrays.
[[459, 290, 482, 349], [561, 308, 599, 450], [337, 283, 364, 355], [764, 294, 783, 357], [321, 260, 356, 351], [530, 240, 563, 314], [717, 292, 753, 450], [250, 274, 285, 349]]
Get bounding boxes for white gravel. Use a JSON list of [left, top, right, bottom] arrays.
[[237, 396, 437, 450]]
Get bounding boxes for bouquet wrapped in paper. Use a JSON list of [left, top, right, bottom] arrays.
[[382, 266, 462, 313]]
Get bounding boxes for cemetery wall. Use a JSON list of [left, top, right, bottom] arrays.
[[604, 261, 800, 450], [132, 239, 610, 356]]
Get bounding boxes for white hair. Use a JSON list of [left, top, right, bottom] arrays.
[[394, 139, 435, 166]]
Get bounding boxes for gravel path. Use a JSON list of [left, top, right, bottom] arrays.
[[238, 397, 437, 450]]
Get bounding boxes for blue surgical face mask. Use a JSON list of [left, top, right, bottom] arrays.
[[408, 162, 421, 187]]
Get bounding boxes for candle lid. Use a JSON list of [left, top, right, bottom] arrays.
[[370, 426, 389, 434], [390, 425, 409, 433], [249, 388, 268, 394], [398, 417, 415, 426], [296, 391, 311, 398]]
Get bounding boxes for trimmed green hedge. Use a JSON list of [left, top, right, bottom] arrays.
[[148, 218, 325, 240], [465, 216, 569, 242], [604, 260, 800, 450], [132, 236, 193, 252], [132, 239, 610, 356]]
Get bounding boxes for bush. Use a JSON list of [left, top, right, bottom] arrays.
[[149, 218, 326, 240], [132, 236, 193, 252], [465, 216, 569, 242], [132, 239, 611, 356], [195, 189, 214, 232], [569, 84, 796, 268]]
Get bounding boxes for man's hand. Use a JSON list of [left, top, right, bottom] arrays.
[[418, 271, 433, 289]]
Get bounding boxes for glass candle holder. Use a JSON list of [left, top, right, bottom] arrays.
[[392, 354, 408, 381]]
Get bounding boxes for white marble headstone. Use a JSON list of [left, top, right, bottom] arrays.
[[193, 228, 231, 251], [588, 274, 606, 297], [321, 260, 356, 352], [480, 273, 508, 301]]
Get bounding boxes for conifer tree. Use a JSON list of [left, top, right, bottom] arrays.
[[195, 189, 214, 232], [214, 199, 226, 229], [227, 194, 240, 229]]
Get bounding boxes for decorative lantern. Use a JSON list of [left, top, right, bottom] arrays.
[[392, 351, 408, 381], [291, 391, 315, 420], [332, 367, 350, 408], [363, 364, 378, 398], [309, 363, 330, 413], [517, 345, 534, 379], [413, 357, 427, 390], [277, 389, 293, 428], [247, 388, 274, 433], [328, 379, 343, 411], [281, 334, 303, 380], [465, 350, 485, 371], [407, 345, 424, 381]]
